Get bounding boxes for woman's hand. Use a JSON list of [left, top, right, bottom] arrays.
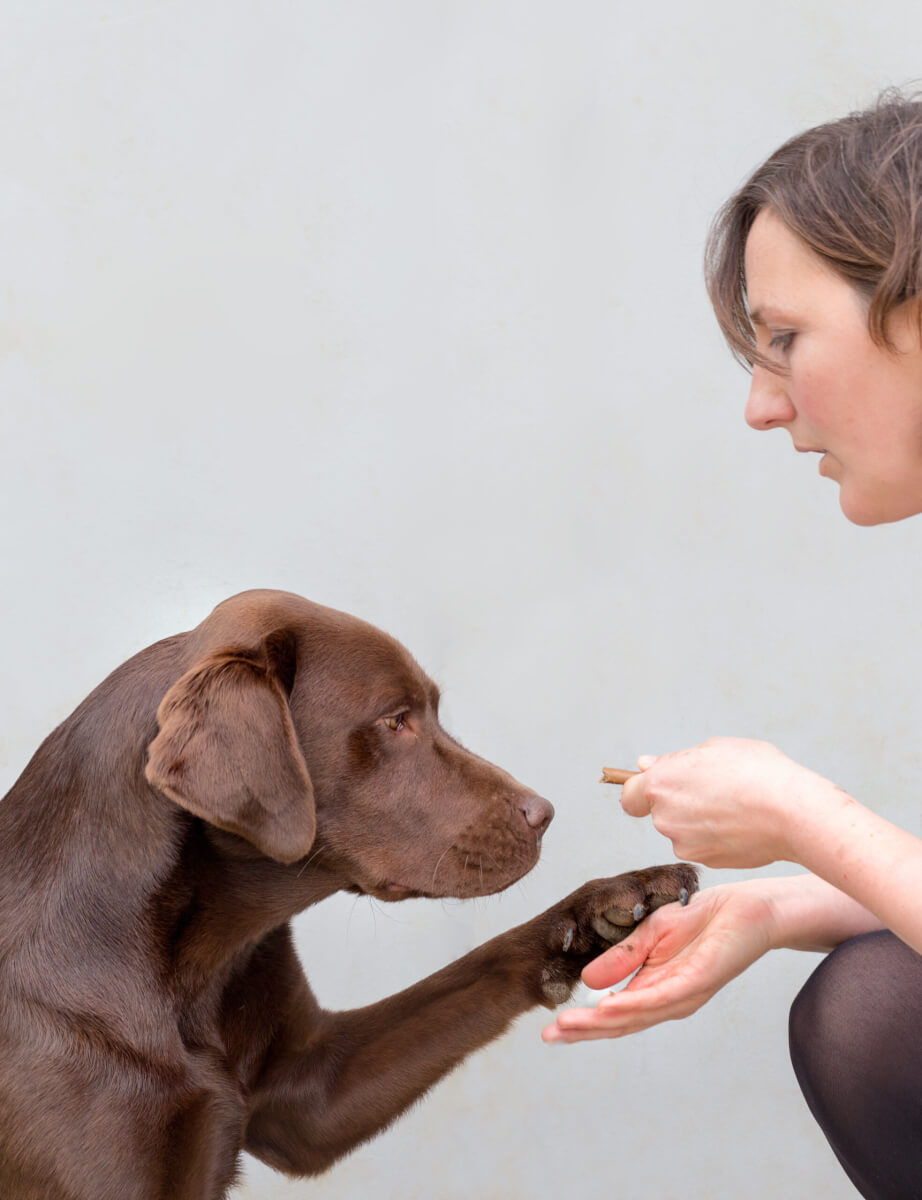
[[542, 882, 775, 1043], [619, 737, 840, 869]]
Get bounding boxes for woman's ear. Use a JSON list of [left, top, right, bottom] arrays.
[[145, 649, 316, 863]]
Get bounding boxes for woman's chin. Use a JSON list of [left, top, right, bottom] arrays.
[[839, 486, 922, 527], [839, 494, 888, 526]]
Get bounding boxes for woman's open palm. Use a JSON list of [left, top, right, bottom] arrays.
[[542, 884, 775, 1042]]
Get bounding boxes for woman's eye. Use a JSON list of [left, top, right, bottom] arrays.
[[768, 331, 796, 352], [384, 714, 406, 732]]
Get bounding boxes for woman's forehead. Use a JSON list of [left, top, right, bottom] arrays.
[[744, 209, 846, 319]]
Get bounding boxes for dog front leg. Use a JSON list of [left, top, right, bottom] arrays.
[[244, 864, 697, 1177]]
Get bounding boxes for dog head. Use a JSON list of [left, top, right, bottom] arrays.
[[145, 590, 553, 900]]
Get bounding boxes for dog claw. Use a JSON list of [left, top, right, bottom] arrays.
[[632, 903, 646, 921], [562, 927, 574, 952], [679, 888, 689, 906]]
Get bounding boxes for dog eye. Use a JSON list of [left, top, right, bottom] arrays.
[[384, 713, 407, 732]]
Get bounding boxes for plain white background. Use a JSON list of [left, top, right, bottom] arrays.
[[3, 3, 922, 1197]]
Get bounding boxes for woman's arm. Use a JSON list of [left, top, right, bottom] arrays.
[[785, 784, 922, 954], [619, 739, 922, 954], [543, 872, 883, 1044], [762, 869, 885, 951], [545, 737, 917, 1045]]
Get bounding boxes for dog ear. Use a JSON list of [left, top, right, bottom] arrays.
[[145, 640, 315, 864]]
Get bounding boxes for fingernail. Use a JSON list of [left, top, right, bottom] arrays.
[[637, 755, 658, 770]]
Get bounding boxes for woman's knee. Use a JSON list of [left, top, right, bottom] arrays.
[[790, 929, 922, 1074], [789, 930, 883, 1073], [788, 930, 922, 1199]]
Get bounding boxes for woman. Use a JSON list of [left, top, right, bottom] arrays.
[[543, 93, 922, 1200]]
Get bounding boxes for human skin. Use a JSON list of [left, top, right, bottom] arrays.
[[744, 208, 922, 526], [544, 208, 922, 1044], [543, 874, 884, 1043]]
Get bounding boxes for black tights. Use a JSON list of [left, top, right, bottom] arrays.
[[789, 930, 922, 1199]]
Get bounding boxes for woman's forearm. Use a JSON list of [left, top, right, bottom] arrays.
[[785, 785, 922, 954], [739, 872, 885, 953]]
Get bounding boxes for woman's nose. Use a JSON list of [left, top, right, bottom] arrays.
[[745, 365, 796, 430]]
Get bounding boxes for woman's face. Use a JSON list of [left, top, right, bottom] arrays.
[[743, 207, 922, 525]]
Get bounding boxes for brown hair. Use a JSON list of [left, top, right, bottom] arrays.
[[705, 90, 922, 370]]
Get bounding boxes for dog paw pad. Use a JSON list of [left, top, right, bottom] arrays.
[[540, 968, 574, 1008]]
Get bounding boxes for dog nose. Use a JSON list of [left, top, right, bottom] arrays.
[[519, 794, 554, 834]]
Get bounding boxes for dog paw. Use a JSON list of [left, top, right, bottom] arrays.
[[538, 863, 699, 1008]]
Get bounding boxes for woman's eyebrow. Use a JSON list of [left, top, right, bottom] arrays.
[[748, 304, 794, 326]]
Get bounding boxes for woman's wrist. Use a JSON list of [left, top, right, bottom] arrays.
[[780, 773, 857, 866], [735, 872, 885, 953]]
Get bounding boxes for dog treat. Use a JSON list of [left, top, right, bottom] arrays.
[[600, 767, 640, 785]]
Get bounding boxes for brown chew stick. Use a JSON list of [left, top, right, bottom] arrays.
[[600, 767, 640, 785]]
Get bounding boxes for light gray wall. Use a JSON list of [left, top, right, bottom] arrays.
[[3, 3, 922, 1197]]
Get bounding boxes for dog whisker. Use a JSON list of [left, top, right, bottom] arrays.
[[346, 892, 365, 938], [480, 849, 503, 873], [295, 847, 325, 879], [429, 845, 452, 892]]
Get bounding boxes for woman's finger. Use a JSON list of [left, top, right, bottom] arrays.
[[543, 989, 699, 1042], [581, 926, 654, 989], [619, 772, 652, 818], [596, 970, 702, 1012]]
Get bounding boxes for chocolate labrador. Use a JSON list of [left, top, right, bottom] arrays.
[[0, 589, 697, 1199]]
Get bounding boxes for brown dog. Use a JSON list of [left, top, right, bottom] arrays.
[[0, 589, 697, 1199]]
